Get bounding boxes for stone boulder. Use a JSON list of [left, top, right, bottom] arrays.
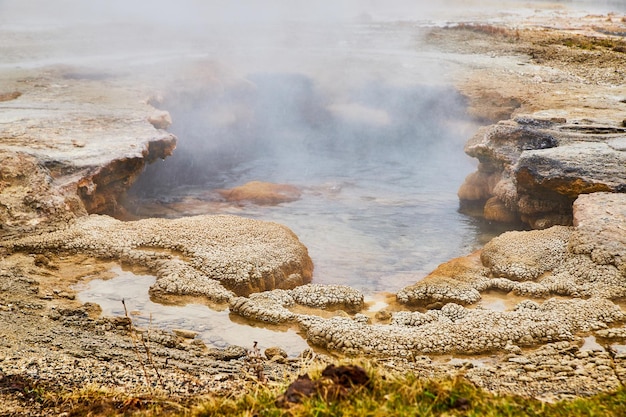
[[217, 181, 301, 206], [459, 116, 626, 228]]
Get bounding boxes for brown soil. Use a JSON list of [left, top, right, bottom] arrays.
[[427, 19, 626, 123]]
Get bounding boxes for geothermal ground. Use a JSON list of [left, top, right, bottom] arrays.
[[1, 5, 626, 415]]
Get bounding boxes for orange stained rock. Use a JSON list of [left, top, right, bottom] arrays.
[[218, 181, 301, 206], [422, 250, 485, 283]]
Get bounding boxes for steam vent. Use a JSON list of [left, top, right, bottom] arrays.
[[1, 0, 626, 411]]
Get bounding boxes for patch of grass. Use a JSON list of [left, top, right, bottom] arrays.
[[8, 364, 626, 416], [194, 380, 626, 417], [193, 364, 626, 417], [51, 386, 193, 417], [558, 35, 626, 53]]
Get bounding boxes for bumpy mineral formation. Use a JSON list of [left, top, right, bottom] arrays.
[[210, 194, 626, 357], [8, 193, 626, 358], [398, 194, 626, 309], [300, 297, 623, 356], [6, 214, 314, 298]]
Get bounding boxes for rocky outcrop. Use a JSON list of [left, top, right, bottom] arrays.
[[0, 150, 83, 239], [447, 20, 626, 231], [459, 117, 626, 228], [76, 137, 176, 215], [0, 66, 176, 237]]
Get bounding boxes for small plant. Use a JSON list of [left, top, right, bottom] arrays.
[[122, 299, 166, 392], [246, 341, 267, 383]]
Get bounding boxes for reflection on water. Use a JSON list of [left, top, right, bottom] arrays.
[[77, 266, 310, 356]]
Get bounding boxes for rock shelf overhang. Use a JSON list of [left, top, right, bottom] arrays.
[[0, 66, 176, 236], [459, 118, 626, 228]]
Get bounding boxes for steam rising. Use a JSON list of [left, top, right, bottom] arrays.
[[133, 74, 472, 194]]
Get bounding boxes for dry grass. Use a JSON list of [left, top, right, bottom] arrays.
[[558, 35, 626, 53], [193, 368, 626, 417], [448, 23, 518, 39], [13, 361, 621, 416]]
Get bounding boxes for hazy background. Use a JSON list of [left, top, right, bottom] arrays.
[[2, 0, 625, 70]]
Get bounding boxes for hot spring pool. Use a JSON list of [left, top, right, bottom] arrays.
[[80, 21, 524, 354]]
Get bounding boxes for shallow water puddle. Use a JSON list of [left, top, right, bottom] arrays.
[[611, 344, 626, 354], [76, 266, 310, 356], [474, 291, 535, 312], [580, 336, 605, 352]]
